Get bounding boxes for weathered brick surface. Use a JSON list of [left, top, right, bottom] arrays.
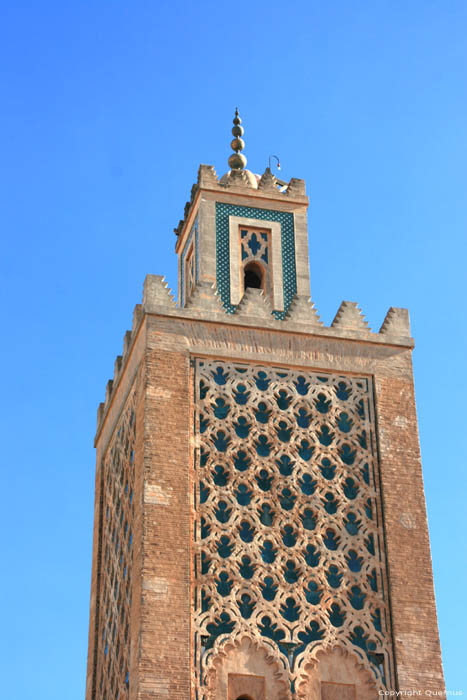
[[374, 370, 444, 690], [139, 345, 192, 700], [130, 363, 146, 700], [86, 352, 146, 700], [87, 311, 444, 698]]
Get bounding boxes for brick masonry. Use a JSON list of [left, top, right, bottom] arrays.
[[86, 309, 444, 698], [86, 162, 444, 698]]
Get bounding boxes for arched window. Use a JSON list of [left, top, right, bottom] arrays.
[[243, 261, 264, 291]]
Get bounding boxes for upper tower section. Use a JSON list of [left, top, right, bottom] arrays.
[[174, 110, 310, 319]]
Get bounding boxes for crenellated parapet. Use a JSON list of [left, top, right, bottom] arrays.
[[140, 275, 411, 341], [173, 164, 308, 249], [173, 181, 200, 238], [95, 302, 146, 438], [379, 306, 411, 336], [96, 110, 413, 441], [95, 274, 413, 438]]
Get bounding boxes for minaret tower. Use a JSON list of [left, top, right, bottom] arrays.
[[85, 112, 444, 700]]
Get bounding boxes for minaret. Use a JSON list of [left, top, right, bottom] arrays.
[[85, 111, 444, 700]]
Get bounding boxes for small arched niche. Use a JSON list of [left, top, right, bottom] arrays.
[[297, 646, 378, 700], [243, 261, 264, 291], [205, 636, 289, 700]]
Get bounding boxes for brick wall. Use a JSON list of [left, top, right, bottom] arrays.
[[138, 346, 192, 700], [87, 312, 444, 698], [375, 371, 444, 690]]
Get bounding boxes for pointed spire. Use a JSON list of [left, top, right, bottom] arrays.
[[228, 108, 247, 170]]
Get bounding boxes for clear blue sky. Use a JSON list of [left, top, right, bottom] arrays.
[[1, 1, 465, 696]]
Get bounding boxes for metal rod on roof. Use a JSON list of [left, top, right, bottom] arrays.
[[268, 154, 281, 171]]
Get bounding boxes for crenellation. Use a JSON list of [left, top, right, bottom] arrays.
[[174, 180, 202, 237], [94, 296, 415, 436], [122, 329, 132, 356], [143, 274, 176, 311], [132, 304, 143, 332], [184, 281, 224, 314], [96, 401, 105, 430], [234, 287, 275, 320], [198, 163, 219, 188], [104, 378, 113, 407], [283, 294, 324, 326], [191, 181, 199, 201], [174, 166, 308, 251], [257, 167, 278, 191], [379, 306, 411, 337], [174, 218, 185, 237], [286, 177, 306, 197], [331, 300, 371, 333], [114, 354, 122, 380]]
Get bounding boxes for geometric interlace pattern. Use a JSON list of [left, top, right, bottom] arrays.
[[240, 228, 269, 267], [193, 360, 393, 691], [95, 384, 135, 700]]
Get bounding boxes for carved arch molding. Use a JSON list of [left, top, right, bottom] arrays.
[[204, 635, 377, 700]]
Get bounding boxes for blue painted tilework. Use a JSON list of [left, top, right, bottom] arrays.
[[215, 203, 297, 318], [180, 216, 199, 306]]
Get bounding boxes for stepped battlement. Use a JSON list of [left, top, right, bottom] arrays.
[[95, 274, 412, 438]]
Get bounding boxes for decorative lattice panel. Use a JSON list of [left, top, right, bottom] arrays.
[[95, 387, 136, 700], [193, 360, 393, 692], [215, 203, 296, 318]]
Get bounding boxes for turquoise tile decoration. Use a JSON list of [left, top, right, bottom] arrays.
[[180, 216, 199, 306], [215, 203, 297, 319]]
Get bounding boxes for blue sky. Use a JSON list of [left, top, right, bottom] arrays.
[[1, 1, 465, 696]]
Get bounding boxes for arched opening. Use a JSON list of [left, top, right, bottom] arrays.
[[236, 696, 254, 700], [243, 261, 264, 291]]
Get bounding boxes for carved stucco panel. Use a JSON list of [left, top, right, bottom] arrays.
[[192, 359, 393, 695]]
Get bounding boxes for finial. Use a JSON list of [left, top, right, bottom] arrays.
[[228, 108, 247, 170]]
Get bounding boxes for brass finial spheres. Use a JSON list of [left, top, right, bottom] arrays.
[[228, 108, 247, 170]]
